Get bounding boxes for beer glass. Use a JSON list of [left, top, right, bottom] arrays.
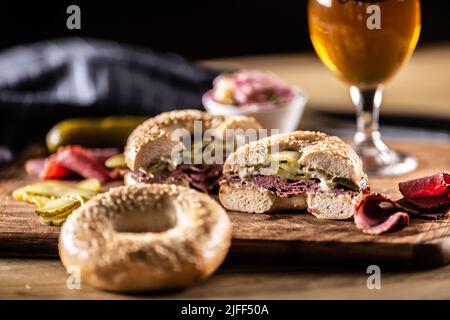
[[308, 0, 421, 176]]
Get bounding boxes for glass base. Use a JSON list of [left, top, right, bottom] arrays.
[[353, 134, 417, 176]]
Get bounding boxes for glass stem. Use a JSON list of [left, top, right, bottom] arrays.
[[349, 85, 417, 175], [350, 85, 383, 149]]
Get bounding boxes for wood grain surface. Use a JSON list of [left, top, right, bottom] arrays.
[[1, 257, 450, 299], [0, 142, 449, 267]]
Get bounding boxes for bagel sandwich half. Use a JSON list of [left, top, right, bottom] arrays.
[[219, 131, 368, 219], [124, 109, 262, 193]]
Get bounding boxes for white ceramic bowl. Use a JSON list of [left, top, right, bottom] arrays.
[[202, 88, 308, 133]]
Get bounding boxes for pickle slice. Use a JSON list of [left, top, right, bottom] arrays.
[[13, 180, 97, 202], [275, 167, 298, 180], [105, 154, 126, 169], [36, 195, 82, 217], [40, 213, 71, 226], [12, 190, 51, 207], [76, 179, 101, 193], [279, 162, 299, 176], [269, 151, 301, 163], [12, 179, 99, 225], [147, 162, 168, 175], [19, 181, 96, 200]]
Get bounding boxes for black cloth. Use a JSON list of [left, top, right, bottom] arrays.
[[0, 38, 220, 155]]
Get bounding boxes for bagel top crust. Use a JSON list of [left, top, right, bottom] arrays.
[[59, 183, 231, 276], [124, 109, 262, 171], [223, 130, 366, 186]]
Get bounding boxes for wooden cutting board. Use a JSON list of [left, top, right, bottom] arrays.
[[0, 142, 449, 267]]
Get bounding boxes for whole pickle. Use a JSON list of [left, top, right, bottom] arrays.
[[46, 116, 147, 153]]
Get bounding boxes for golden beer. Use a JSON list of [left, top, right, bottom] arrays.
[[308, 0, 421, 86]]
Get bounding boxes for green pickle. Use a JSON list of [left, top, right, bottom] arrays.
[[105, 154, 126, 169], [12, 180, 100, 226], [16, 181, 96, 200], [35, 195, 82, 217], [40, 214, 71, 226], [76, 178, 101, 192], [46, 116, 146, 153]]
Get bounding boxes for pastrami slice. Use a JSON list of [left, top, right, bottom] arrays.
[[54, 146, 112, 182], [129, 164, 223, 193], [25, 158, 47, 178], [399, 171, 450, 198], [88, 148, 120, 164], [355, 194, 410, 235], [400, 195, 450, 211]]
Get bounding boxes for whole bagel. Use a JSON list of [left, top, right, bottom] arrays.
[[59, 183, 232, 292]]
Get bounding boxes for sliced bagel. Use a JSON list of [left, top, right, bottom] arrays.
[[123, 109, 262, 192], [219, 130, 368, 219], [223, 130, 365, 186], [124, 109, 262, 171], [219, 183, 362, 219]]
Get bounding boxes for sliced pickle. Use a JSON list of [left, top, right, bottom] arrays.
[[12, 180, 99, 225], [76, 179, 101, 192], [12, 190, 51, 207], [147, 162, 168, 175], [36, 195, 82, 217], [275, 167, 298, 180], [18, 182, 95, 200], [105, 154, 126, 169], [13, 187, 36, 201], [40, 212, 71, 226], [296, 171, 312, 180], [269, 151, 301, 163], [279, 162, 299, 176]]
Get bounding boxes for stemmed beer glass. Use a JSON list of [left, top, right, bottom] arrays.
[[308, 0, 421, 176]]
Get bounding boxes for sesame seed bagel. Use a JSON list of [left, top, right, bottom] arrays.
[[59, 183, 232, 292], [220, 131, 367, 219], [223, 130, 365, 185], [124, 109, 262, 171]]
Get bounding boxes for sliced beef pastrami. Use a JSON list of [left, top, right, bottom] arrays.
[[398, 195, 450, 211], [130, 164, 223, 193], [395, 197, 450, 220], [39, 155, 73, 180], [26, 146, 120, 181], [395, 171, 450, 220], [226, 174, 321, 198], [128, 169, 189, 185], [88, 148, 120, 164], [37, 146, 113, 181], [53, 146, 112, 182], [355, 194, 410, 235], [176, 164, 223, 193], [356, 183, 450, 235], [399, 171, 449, 198], [25, 158, 50, 178], [252, 174, 320, 198]]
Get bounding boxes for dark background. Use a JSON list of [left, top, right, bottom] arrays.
[[2, 1, 449, 59], [0, 0, 448, 157]]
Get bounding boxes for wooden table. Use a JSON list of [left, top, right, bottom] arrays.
[[1, 46, 449, 300], [1, 258, 450, 299]]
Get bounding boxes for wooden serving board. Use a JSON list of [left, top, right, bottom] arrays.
[[0, 142, 449, 267]]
